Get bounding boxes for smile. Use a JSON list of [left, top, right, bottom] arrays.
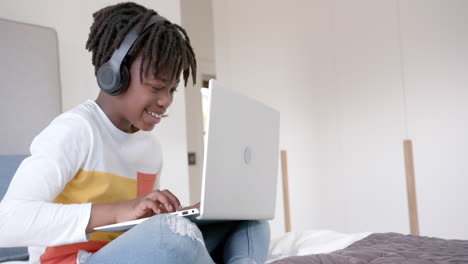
[[146, 110, 169, 119], [146, 110, 162, 119]]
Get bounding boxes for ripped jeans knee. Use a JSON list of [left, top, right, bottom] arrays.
[[160, 214, 205, 245], [84, 214, 214, 264]]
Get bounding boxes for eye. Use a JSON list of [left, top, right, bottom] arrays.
[[151, 86, 163, 92]]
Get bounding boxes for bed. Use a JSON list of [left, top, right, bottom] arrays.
[[265, 149, 468, 263], [267, 230, 468, 263], [267, 229, 370, 262]]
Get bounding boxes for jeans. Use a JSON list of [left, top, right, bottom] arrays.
[[84, 214, 270, 264]]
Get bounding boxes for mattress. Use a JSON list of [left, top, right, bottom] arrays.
[[267, 229, 371, 262], [269, 232, 468, 263]]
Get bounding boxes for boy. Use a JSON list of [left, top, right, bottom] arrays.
[[0, 2, 269, 263]]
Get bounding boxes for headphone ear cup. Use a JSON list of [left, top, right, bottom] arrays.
[[117, 64, 130, 95], [97, 62, 121, 95]]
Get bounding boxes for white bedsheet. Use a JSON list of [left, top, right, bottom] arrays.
[[267, 229, 371, 262]]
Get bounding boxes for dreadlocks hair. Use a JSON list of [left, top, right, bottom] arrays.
[[85, 2, 197, 87]]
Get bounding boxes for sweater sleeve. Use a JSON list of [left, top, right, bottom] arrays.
[[0, 113, 92, 247]]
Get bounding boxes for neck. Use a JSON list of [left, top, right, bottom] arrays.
[[95, 92, 137, 133]]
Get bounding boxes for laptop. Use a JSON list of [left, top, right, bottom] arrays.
[[95, 79, 280, 232]]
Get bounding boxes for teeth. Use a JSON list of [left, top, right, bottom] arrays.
[[147, 111, 161, 118]]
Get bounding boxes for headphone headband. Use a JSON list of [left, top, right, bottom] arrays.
[[97, 15, 168, 95], [109, 15, 168, 71]]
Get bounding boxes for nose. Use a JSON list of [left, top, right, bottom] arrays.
[[157, 89, 173, 109]]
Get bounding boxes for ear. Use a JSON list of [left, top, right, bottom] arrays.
[[118, 64, 130, 94]]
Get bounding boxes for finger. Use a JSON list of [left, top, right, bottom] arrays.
[[161, 189, 182, 211], [155, 201, 169, 214], [143, 197, 161, 215], [146, 190, 170, 206], [145, 191, 171, 213], [151, 190, 175, 212]]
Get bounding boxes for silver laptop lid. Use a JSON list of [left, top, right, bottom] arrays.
[[198, 80, 280, 220]]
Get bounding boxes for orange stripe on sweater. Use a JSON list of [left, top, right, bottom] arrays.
[[137, 172, 157, 196]]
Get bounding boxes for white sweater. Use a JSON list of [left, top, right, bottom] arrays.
[[0, 100, 162, 263]]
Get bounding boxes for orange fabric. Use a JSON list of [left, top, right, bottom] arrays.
[[40, 241, 108, 264], [137, 172, 157, 196]]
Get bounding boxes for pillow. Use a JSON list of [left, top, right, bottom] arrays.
[[0, 247, 29, 262], [0, 155, 28, 199], [0, 155, 29, 262]]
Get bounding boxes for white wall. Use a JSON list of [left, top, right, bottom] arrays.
[[399, 0, 468, 239], [0, 0, 191, 204], [181, 0, 217, 204], [213, 0, 468, 239]]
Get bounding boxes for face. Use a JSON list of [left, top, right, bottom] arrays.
[[113, 56, 180, 133]]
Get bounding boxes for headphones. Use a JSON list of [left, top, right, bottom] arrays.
[[97, 15, 168, 96]]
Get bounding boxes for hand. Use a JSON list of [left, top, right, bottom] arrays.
[[115, 189, 183, 223]]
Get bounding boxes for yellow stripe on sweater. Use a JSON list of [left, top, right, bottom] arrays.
[[54, 169, 137, 242]]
